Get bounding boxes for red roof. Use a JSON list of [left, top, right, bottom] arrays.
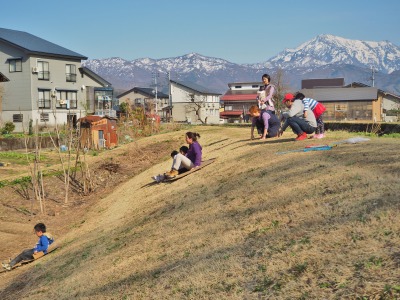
[[220, 110, 244, 116], [79, 116, 102, 123], [220, 94, 257, 101]]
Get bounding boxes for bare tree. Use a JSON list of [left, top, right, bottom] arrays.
[[22, 116, 45, 214], [185, 93, 207, 124], [0, 84, 4, 125], [48, 108, 72, 204], [271, 68, 291, 117]]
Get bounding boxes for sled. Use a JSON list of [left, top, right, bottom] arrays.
[[276, 145, 334, 155], [0, 245, 59, 273], [162, 158, 216, 182]]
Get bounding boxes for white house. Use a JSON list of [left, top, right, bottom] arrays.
[[170, 79, 221, 124], [0, 27, 112, 132]]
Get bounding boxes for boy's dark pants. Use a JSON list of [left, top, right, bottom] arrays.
[[10, 249, 34, 267], [256, 120, 279, 138]]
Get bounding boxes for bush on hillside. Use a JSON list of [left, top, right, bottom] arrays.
[[1, 121, 15, 135]]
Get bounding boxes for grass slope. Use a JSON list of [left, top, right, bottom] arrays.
[[0, 126, 399, 299]]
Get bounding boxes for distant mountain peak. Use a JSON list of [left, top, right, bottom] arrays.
[[267, 34, 400, 73]]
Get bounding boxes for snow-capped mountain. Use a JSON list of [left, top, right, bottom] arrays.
[[82, 35, 400, 94], [262, 34, 400, 73], [84, 53, 259, 94]]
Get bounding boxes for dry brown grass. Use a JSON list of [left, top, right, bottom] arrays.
[[0, 126, 399, 300]]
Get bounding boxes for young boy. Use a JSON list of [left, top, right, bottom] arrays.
[[2, 223, 54, 271], [152, 146, 189, 182]]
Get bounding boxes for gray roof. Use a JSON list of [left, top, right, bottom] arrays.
[[0, 72, 10, 82], [300, 87, 378, 102], [346, 82, 400, 100], [171, 79, 221, 95], [0, 27, 87, 60], [79, 67, 112, 87], [117, 87, 169, 99]]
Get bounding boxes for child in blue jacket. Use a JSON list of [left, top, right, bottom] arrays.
[[2, 223, 54, 270]]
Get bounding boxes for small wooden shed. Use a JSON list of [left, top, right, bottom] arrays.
[[79, 116, 118, 149]]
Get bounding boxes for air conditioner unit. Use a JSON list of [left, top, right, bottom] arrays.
[[59, 99, 66, 105], [32, 67, 38, 73]]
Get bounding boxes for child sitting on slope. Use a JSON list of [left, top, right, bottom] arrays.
[[2, 223, 54, 271], [152, 145, 189, 183]]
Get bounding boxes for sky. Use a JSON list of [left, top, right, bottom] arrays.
[[1, 0, 400, 64]]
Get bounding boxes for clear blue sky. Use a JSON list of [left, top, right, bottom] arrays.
[[1, 0, 400, 64]]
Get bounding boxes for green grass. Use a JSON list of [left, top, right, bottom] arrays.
[[0, 151, 35, 161], [0, 165, 82, 189]]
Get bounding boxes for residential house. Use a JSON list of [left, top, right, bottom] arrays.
[[0, 27, 112, 132], [117, 87, 170, 121], [220, 82, 262, 123], [80, 67, 114, 118], [170, 80, 221, 124], [346, 82, 400, 122], [300, 79, 400, 122], [301, 78, 345, 89]]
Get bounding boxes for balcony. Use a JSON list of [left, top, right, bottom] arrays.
[[94, 109, 117, 118]]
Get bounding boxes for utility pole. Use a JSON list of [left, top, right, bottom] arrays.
[[167, 71, 171, 121], [152, 71, 159, 115], [371, 67, 376, 87]]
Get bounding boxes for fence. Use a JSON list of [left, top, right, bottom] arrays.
[[0, 136, 58, 151]]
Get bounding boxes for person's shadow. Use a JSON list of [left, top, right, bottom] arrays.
[[248, 138, 294, 145]]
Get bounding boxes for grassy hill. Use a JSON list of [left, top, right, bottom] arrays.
[[1, 126, 399, 299]]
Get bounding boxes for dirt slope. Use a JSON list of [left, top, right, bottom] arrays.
[[0, 126, 399, 299]]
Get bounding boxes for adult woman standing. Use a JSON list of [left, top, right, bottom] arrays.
[[165, 132, 202, 179], [257, 74, 276, 114]]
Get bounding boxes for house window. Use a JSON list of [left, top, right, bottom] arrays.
[[40, 113, 49, 122], [37, 61, 50, 80], [13, 114, 23, 122], [225, 106, 233, 111], [56, 90, 78, 109], [252, 85, 259, 88], [66, 64, 77, 82], [38, 90, 51, 109], [235, 86, 242, 89], [348, 101, 372, 120], [9, 59, 22, 72]]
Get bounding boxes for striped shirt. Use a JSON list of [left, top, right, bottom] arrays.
[[302, 98, 318, 112]]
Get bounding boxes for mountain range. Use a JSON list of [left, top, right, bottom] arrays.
[[82, 34, 400, 95]]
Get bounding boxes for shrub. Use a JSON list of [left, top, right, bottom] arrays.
[[1, 121, 15, 135]]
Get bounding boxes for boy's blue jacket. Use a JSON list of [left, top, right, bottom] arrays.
[[34, 235, 54, 254]]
